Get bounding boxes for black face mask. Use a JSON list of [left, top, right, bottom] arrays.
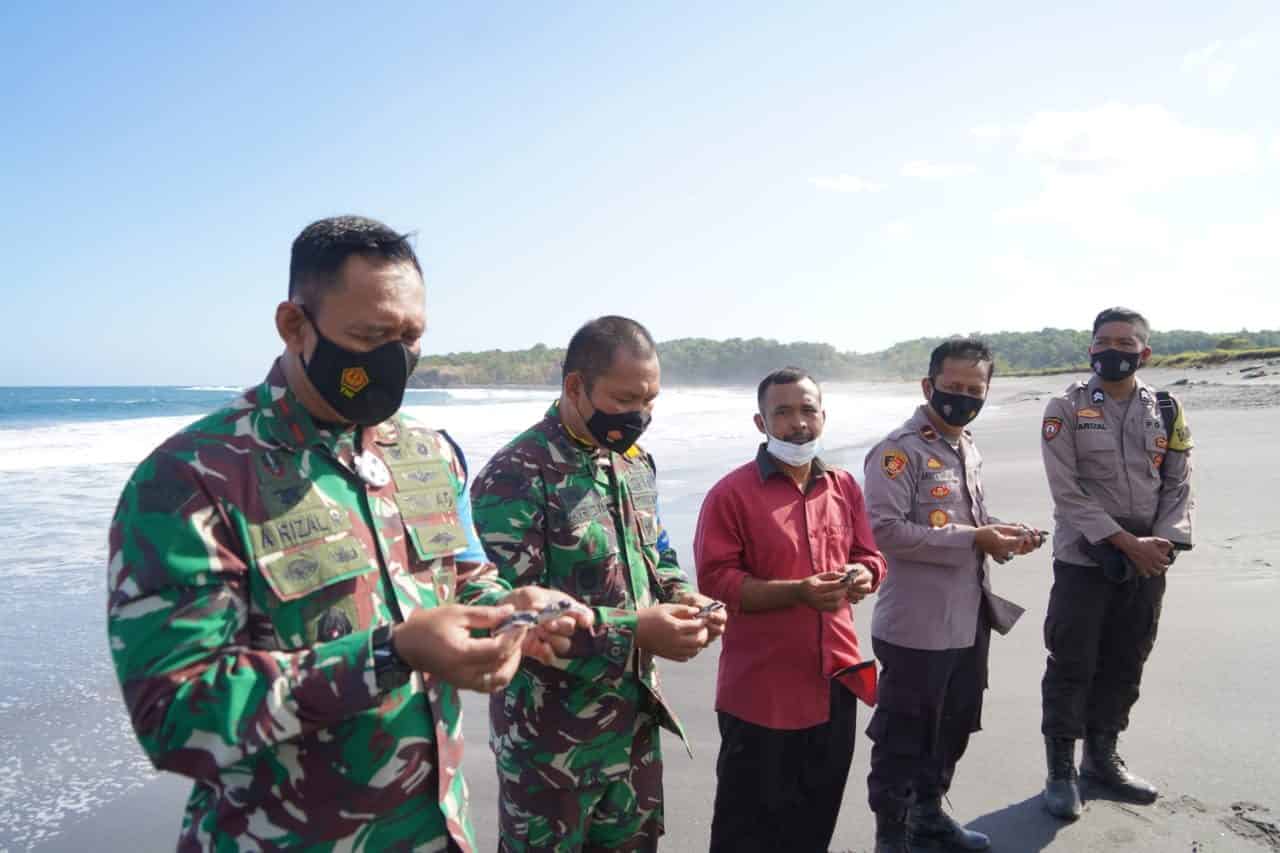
[[577, 391, 651, 454], [928, 385, 985, 427], [300, 306, 418, 426], [1091, 348, 1141, 382]]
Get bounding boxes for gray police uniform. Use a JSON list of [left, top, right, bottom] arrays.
[[863, 406, 1023, 815], [1039, 376, 1194, 738]]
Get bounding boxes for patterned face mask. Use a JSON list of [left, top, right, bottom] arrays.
[[1091, 348, 1141, 382], [301, 305, 418, 426], [928, 384, 985, 427], [576, 389, 651, 454]]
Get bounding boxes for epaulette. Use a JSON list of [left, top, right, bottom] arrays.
[[886, 422, 917, 441]]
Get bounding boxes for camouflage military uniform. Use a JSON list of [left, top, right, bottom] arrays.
[[107, 361, 510, 851], [470, 403, 694, 853]]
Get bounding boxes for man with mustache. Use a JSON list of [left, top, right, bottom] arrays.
[[695, 367, 887, 853]]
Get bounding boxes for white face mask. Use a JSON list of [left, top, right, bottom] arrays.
[[765, 430, 821, 467]]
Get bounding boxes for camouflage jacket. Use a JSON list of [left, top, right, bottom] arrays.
[[470, 403, 694, 790], [107, 361, 509, 851]]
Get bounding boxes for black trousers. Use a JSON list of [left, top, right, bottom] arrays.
[[709, 683, 858, 853], [1041, 560, 1166, 739], [866, 626, 990, 815]]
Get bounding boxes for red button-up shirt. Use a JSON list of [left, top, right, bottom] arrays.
[[694, 447, 887, 730]]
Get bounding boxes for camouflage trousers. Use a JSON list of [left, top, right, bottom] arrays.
[[178, 765, 461, 852], [497, 713, 664, 853]]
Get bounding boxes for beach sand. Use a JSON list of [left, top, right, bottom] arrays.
[[42, 364, 1280, 852]]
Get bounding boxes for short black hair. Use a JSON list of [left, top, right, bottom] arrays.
[[928, 338, 995, 382], [562, 316, 657, 390], [1092, 307, 1150, 343], [757, 367, 821, 409], [289, 216, 422, 305]]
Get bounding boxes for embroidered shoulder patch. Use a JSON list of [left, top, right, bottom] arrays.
[[881, 448, 908, 479]]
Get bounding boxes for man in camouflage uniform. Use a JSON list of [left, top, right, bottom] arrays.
[[471, 315, 728, 853], [107, 216, 588, 851]]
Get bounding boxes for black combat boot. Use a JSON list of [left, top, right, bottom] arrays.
[[873, 807, 911, 853], [908, 798, 991, 850], [1082, 731, 1159, 804], [1043, 737, 1082, 820]]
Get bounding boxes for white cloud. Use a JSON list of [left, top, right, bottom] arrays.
[[971, 125, 1005, 141], [978, 99, 1279, 330], [995, 175, 1173, 249], [881, 221, 912, 240], [1015, 103, 1259, 189], [1182, 40, 1238, 94], [901, 160, 977, 179], [809, 175, 883, 193], [1181, 215, 1280, 266], [992, 103, 1263, 251]]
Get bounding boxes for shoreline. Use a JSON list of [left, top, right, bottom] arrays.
[[28, 368, 1280, 852]]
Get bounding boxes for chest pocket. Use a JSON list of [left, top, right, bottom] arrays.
[[548, 480, 623, 604], [916, 475, 962, 504], [914, 455, 964, 521], [1075, 420, 1118, 480], [625, 465, 660, 546], [387, 437, 467, 602], [249, 451, 378, 646]]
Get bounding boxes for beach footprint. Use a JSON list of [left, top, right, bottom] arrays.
[[1220, 801, 1280, 851]]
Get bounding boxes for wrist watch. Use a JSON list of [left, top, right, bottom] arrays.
[[372, 623, 411, 692]]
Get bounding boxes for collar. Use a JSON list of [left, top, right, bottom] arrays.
[[911, 404, 970, 444], [755, 442, 829, 484], [544, 401, 644, 462], [257, 359, 378, 456], [1085, 374, 1153, 406]]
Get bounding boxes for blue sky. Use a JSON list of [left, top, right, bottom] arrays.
[[4, 2, 1279, 385]]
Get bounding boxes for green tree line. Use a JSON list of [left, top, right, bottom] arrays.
[[409, 329, 1280, 387]]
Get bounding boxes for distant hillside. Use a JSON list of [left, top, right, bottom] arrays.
[[409, 329, 1280, 387]]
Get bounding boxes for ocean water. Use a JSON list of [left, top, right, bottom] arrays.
[[0, 381, 920, 850]]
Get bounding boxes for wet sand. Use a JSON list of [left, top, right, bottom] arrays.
[[43, 365, 1280, 852]]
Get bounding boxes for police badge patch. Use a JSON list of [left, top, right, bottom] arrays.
[[1043, 417, 1063, 441], [882, 449, 908, 479]]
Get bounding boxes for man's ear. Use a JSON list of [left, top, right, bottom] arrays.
[[276, 302, 309, 355], [753, 412, 766, 435], [920, 377, 932, 401], [564, 371, 585, 404]]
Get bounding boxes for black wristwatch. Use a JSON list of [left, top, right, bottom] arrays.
[[372, 623, 412, 692]]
